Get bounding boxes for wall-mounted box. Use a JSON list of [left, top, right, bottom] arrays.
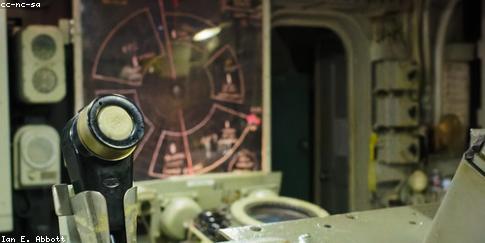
[[376, 133, 420, 164], [13, 125, 61, 189], [16, 25, 66, 104], [374, 95, 419, 128], [374, 61, 419, 92]]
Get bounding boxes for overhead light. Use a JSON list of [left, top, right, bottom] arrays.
[[193, 26, 221, 42]]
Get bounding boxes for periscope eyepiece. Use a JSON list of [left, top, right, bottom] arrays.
[[61, 94, 144, 242]]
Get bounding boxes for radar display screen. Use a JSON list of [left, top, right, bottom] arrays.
[[79, 0, 263, 180]]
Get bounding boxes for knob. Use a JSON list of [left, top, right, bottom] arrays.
[[61, 94, 144, 243]]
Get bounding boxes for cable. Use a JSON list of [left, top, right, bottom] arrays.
[[433, 0, 461, 124]]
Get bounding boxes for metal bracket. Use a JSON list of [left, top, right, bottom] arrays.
[[52, 184, 138, 243], [58, 18, 74, 44], [464, 131, 485, 176]]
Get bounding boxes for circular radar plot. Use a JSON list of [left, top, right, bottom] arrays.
[[91, 3, 262, 179]]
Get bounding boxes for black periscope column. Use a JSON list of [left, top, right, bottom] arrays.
[[61, 94, 144, 243]]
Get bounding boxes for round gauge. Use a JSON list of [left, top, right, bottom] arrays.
[[84, 0, 263, 179], [230, 196, 329, 225]]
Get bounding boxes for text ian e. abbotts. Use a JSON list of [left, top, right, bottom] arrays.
[[1, 235, 66, 242]]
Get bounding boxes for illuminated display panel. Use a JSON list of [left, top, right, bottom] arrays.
[[80, 0, 263, 180]]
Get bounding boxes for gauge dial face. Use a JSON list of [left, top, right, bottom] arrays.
[[81, 0, 263, 180]]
